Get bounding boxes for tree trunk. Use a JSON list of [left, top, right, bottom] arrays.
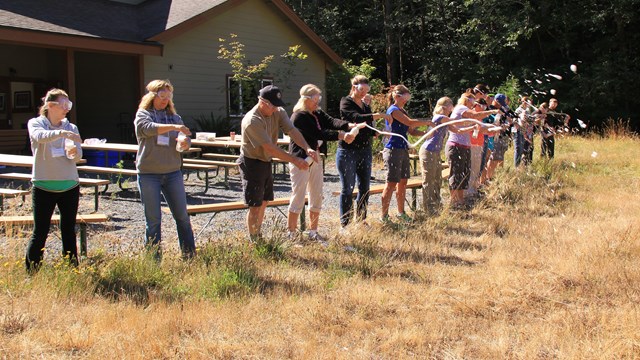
[[382, 0, 398, 85]]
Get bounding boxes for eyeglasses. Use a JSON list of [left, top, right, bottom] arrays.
[[154, 90, 173, 101], [48, 99, 73, 111]]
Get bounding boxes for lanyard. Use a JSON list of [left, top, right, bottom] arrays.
[[310, 112, 321, 131]]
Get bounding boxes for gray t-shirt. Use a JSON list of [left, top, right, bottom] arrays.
[[240, 105, 294, 162]]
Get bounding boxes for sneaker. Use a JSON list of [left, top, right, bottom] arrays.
[[288, 230, 302, 241], [308, 230, 325, 242], [396, 213, 413, 223], [308, 231, 329, 246], [339, 226, 350, 237], [249, 233, 262, 244], [379, 215, 393, 225]]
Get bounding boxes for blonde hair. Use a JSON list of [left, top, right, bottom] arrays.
[[293, 84, 321, 113], [138, 79, 176, 115], [386, 84, 410, 107], [433, 97, 453, 116], [39, 88, 69, 117], [457, 92, 474, 106]]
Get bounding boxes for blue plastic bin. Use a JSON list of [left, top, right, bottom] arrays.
[[84, 150, 120, 167]]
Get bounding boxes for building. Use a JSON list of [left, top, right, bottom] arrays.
[[0, 0, 342, 144]]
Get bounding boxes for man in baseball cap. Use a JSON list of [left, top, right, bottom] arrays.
[[494, 93, 508, 108], [258, 85, 287, 107], [238, 85, 318, 242]]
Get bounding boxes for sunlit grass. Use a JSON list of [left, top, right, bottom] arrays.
[[1, 134, 639, 357]]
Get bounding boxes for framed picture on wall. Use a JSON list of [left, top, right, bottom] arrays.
[[14, 91, 32, 110], [0, 93, 5, 111]]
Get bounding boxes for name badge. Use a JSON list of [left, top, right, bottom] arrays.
[[157, 134, 170, 146], [51, 144, 65, 157]]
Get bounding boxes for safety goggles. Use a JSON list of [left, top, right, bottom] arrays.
[[154, 90, 174, 101], [49, 99, 73, 111], [302, 94, 322, 103], [355, 83, 370, 93]]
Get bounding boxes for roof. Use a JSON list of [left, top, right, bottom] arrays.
[[0, 0, 342, 63]]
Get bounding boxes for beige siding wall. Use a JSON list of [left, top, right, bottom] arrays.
[[144, 0, 329, 125]]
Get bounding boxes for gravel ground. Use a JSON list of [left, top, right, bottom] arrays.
[[1, 158, 413, 258]]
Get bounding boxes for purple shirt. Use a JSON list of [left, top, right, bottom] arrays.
[[447, 104, 471, 147], [420, 114, 447, 152]]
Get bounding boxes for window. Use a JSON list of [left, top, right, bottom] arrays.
[[227, 76, 273, 117]]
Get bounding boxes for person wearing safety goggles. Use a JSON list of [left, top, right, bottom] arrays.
[[380, 85, 433, 224], [134, 79, 195, 260], [286, 84, 358, 244], [446, 92, 499, 209], [25, 88, 83, 272], [337, 75, 392, 232]]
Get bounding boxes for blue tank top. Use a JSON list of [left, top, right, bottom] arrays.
[[385, 104, 409, 149]]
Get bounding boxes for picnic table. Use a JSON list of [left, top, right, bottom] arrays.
[[0, 154, 104, 211]]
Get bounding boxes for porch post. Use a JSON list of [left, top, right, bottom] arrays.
[[66, 49, 77, 123]]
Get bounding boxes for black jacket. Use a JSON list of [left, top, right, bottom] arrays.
[[338, 96, 375, 150], [289, 109, 350, 159]]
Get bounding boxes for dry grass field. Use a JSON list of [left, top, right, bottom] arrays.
[[1, 130, 639, 359]]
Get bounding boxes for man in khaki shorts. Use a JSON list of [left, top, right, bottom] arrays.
[[238, 85, 318, 242]]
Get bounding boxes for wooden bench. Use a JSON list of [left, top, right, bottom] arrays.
[[0, 172, 110, 211], [332, 167, 450, 211], [0, 129, 29, 154], [76, 165, 138, 191], [0, 213, 109, 256], [182, 159, 237, 190], [0, 188, 30, 213], [183, 197, 307, 239]]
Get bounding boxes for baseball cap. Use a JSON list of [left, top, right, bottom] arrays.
[[495, 93, 508, 107], [259, 85, 286, 107]]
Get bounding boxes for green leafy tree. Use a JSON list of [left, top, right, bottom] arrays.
[[218, 34, 308, 113]]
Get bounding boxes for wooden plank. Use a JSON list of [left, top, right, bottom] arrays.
[[182, 163, 218, 171], [0, 188, 30, 197], [183, 158, 237, 167], [201, 153, 239, 160], [0, 213, 108, 225], [186, 197, 293, 215], [0, 172, 110, 186], [77, 165, 138, 176]]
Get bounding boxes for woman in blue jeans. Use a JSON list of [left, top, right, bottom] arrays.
[[337, 75, 391, 229], [134, 80, 195, 259]]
